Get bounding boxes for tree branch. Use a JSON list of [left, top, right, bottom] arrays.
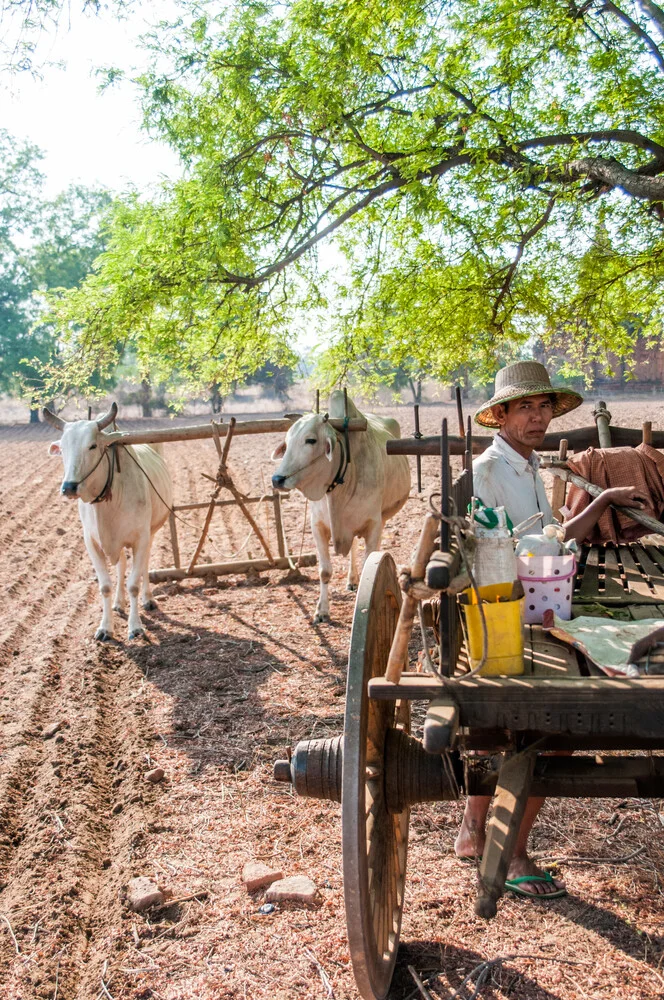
[[518, 129, 664, 161], [601, 0, 664, 72], [491, 195, 557, 329], [560, 155, 664, 202], [636, 0, 664, 36]]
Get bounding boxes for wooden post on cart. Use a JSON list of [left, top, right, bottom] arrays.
[[551, 438, 568, 522], [593, 400, 613, 448]]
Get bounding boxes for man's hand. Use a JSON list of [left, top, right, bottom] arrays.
[[602, 486, 647, 509]]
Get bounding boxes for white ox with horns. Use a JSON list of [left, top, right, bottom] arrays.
[[45, 403, 172, 641], [271, 391, 410, 623]]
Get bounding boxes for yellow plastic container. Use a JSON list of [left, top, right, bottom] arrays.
[[460, 581, 525, 676]]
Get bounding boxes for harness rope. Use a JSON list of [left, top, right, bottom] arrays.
[[326, 417, 351, 493]]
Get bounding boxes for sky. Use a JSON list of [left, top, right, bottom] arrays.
[[0, 1, 182, 197]]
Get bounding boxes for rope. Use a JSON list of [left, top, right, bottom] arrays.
[[428, 492, 489, 678], [283, 497, 309, 572], [121, 446, 199, 530], [224, 491, 271, 561]]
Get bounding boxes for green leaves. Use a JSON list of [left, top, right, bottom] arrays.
[[45, 0, 664, 390]]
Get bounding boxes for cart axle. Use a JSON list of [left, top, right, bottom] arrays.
[[275, 739, 664, 805], [274, 732, 463, 811]]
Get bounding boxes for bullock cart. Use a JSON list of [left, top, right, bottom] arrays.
[[99, 412, 366, 583], [274, 403, 664, 1000]]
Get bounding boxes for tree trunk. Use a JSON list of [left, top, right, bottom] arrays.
[[408, 378, 422, 404], [139, 379, 153, 418], [210, 383, 223, 413], [29, 408, 40, 424]]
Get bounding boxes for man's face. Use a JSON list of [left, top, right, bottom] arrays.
[[491, 393, 554, 451]]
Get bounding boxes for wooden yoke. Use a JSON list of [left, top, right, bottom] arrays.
[[384, 513, 440, 683]]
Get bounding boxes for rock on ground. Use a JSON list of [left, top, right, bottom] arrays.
[[127, 876, 164, 912], [265, 875, 317, 904], [145, 767, 165, 783], [242, 861, 283, 893]]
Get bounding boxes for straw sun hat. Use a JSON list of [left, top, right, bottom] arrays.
[[474, 360, 583, 429]]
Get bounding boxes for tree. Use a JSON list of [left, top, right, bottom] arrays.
[[0, 0, 135, 73], [246, 362, 295, 402], [0, 130, 113, 418], [46, 1, 664, 393]]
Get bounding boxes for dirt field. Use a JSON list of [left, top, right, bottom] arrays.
[[1, 397, 664, 1000]]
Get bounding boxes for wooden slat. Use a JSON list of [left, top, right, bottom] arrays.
[[529, 625, 580, 677], [629, 605, 664, 620], [618, 546, 656, 599], [633, 545, 664, 599], [603, 547, 629, 598], [522, 624, 533, 675], [577, 546, 600, 597], [643, 545, 664, 573]]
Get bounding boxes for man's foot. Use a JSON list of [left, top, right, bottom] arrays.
[[454, 824, 485, 860], [505, 856, 565, 898]]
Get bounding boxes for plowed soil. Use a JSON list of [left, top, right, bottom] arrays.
[[1, 398, 663, 1000]]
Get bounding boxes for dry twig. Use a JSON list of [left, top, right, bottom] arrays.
[[442, 953, 592, 1000], [304, 948, 335, 998], [153, 889, 209, 909], [100, 959, 115, 1000], [543, 845, 646, 865], [0, 913, 20, 954], [408, 964, 435, 999]]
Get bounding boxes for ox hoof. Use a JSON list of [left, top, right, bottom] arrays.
[[113, 604, 126, 614], [95, 629, 113, 642], [142, 599, 158, 612], [313, 612, 330, 625], [346, 583, 358, 592], [128, 628, 146, 640]]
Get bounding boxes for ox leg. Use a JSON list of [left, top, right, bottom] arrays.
[[363, 520, 383, 560], [85, 533, 114, 641], [113, 548, 127, 613], [312, 517, 332, 625], [141, 538, 157, 611], [126, 537, 151, 640], [346, 536, 359, 592]]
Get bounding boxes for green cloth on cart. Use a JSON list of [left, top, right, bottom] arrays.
[[547, 613, 664, 677]]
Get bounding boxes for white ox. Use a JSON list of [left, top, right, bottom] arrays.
[[45, 402, 172, 641], [271, 391, 410, 622]]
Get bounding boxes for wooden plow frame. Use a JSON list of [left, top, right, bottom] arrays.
[[100, 412, 367, 583]]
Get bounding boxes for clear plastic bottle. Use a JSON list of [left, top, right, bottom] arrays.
[[471, 501, 518, 588]]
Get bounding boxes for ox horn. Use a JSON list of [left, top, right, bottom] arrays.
[[322, 412, 329, 423], [96, 401, 118, 430], [43, 407, 66, 430]]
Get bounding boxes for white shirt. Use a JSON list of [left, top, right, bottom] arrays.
[[472, 434, 552, 533]]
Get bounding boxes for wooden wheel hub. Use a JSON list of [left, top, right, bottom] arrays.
[[274, 729, 460, 811]]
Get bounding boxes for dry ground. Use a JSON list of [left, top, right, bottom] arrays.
[[1, 397, 663, 1000]]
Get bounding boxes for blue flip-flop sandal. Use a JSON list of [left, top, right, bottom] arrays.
[[504, 872, 567, 900]]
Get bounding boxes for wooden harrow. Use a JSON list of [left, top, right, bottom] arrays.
[[101, 412, 367, 583], [274, 404, 664, 1000]]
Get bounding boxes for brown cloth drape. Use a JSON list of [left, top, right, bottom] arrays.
[[565, 444, 664, 544]]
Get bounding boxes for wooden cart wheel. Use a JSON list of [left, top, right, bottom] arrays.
[[343, 550, 410, 1000]]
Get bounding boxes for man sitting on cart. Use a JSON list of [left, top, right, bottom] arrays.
[[455, 360, 645, 899]]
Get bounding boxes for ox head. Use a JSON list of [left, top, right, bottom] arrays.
[[271, 412, 338, 501], [45, 403, 118, 501]]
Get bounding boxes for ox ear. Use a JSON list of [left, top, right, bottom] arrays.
[[48, 441, 62, 457], [271, 441, 287, 461], [325, 435, 335, 462]]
